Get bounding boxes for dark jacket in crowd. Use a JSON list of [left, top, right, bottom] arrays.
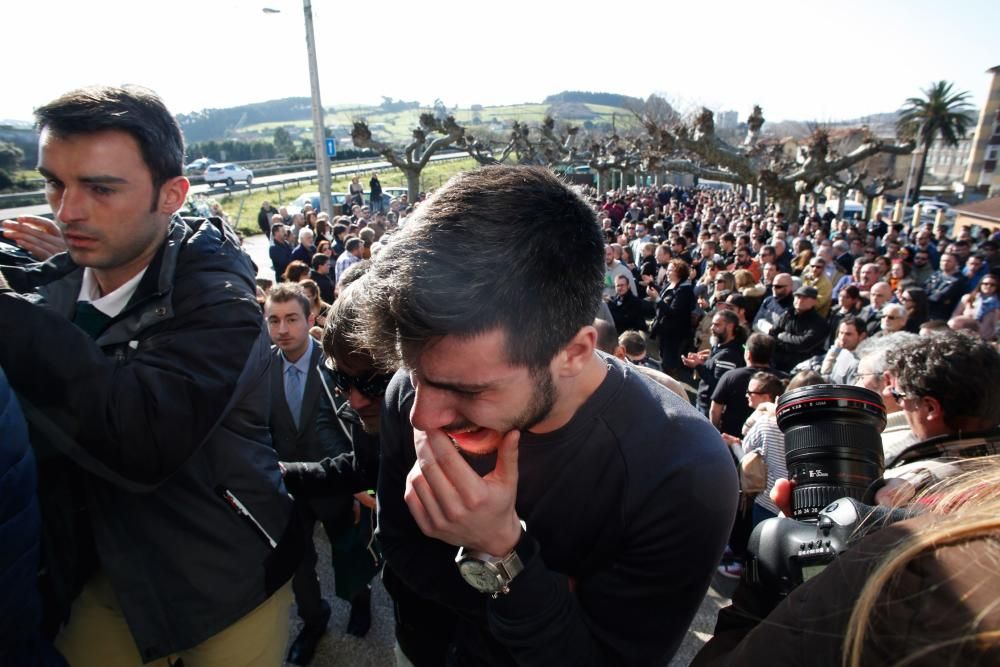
[[770, 308, 830, 371], [258, 204, 277, 237], [608, 291, 652, 333], [0, 369, 67, 667], [0, 217, 301, 661], [752, 293, 792, 333], [270, 240, 293, 281], [290, 243, 317, 267], [310, 269, 336, 304], [925, 270, 967, 321]]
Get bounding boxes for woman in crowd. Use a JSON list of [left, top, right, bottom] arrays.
[[298, 279, 331, 330], [648, 258, 695, 377], [899, 286, 930, 333], [733, 269, 765, 316], [282, 260, 311, 284], [956, 273, 999, 340], [789, 239, 814, 276], [887, 259, 909, 293]]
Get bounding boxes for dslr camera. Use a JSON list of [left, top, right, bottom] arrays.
[[744, 385, 908, 598]]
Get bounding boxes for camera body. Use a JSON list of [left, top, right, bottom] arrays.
[[746, 497, 911, 598]]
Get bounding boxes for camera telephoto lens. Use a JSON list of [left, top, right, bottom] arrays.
[[776, 385, 886, 520]]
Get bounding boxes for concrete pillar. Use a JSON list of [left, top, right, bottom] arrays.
[[892, 200, 903, 223]]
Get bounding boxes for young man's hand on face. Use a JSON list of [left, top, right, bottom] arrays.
[[405, 427, 522, 556]]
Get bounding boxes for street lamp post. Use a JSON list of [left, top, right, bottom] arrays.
[[264, 3, 332, 216], [302, 0, 333, 216]]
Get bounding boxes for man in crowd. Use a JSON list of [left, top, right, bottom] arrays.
[[0, 85, 299, 666], [752, 273, 793, 334], [683, 310, 746, 417], [800, 256, 833, 317], [360, 166, 736, 665], [258, 199, 278, 238], [291, 227, 317, 266], [925, 251, 968, 321], [607, 274, 651, 334], [309, 253, 335, 304], [819, 316, 867, 384], [335, 237, 363, 284], [603, 244, 636, 298], [852, 332, 920, 463], [265, 284, 374, 664], [860, 281, 894, 335], [769, 286, 830, 371], [270, 221, 293, 281], [878, 303, 908, 335], [710, 333, 782, 437]]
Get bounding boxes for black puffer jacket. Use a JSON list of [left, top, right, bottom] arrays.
[[0, 217, 301, 661]]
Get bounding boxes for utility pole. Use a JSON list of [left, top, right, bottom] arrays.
[[302, 0, 332, 215]]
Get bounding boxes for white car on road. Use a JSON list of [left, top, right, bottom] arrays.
[[204, 162, 253, 186]]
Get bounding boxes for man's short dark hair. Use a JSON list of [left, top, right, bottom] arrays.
[[34, 85, 184, 210], [745, 333, 775, 365], [841, 285, 861, 300], [311, 253, 329, 270], [360, 166, 604, 369], [618, 330, 647, 357], [592, 318, 618, 355], [715, 309, 740, 328], [750, 371, 785, 400], [344, 237, 363, 253], [886, 331, 1000, 427], [840, 316, 866, 336], [266, 283, 310, 319]]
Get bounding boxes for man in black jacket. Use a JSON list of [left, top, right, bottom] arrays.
[[0, 86, 299, 666], [769, 285, 831, 372], [682, 309, 746, 416], [357, 166, 736, 665], [258, 200, 278, 238]]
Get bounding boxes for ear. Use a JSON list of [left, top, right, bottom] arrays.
[[158, 175, 190, 214], [921, 395, 944, 424], [553, 326, 597, 378], [614, 345, 627, 361]]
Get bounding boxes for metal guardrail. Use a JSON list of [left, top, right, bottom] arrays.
[[0, 151, 469, 209]]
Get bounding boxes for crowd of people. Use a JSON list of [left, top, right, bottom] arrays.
[[1, 84, 998, 667]]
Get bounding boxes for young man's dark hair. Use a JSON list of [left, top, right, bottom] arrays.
[[267, 282, 311, 319], [750, 370, 785, 400], [34, 85, 184, 210], [310, 253, 329, 270], [840, 316, 867, 336], [745, 332, 775, 365], [886, 331, 1000, 429], [618, 330, 647, 357], [361, 166, 604, 369]]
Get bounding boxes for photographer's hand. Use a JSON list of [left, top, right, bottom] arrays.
[[405, 427, 522, 556], [770, 478, 795, 517], [1, 216, 66, 260]]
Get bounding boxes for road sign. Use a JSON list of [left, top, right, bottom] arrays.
[[325, 139, 336, 158]]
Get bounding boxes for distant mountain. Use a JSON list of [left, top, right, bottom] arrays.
[[177, 97, 314, 143], [544, 91, 645, 109]]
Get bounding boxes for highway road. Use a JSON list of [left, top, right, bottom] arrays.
[[0, 152, 467, 220]]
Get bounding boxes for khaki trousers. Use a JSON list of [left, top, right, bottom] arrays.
[[56, 571, 292, 667]]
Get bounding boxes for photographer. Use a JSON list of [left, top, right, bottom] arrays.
[[694, 332, 1000, 665]]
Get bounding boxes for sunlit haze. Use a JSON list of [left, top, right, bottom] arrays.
[[4, 0, 998, 125]]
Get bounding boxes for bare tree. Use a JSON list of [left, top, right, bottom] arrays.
[[638, 106, 915, 216], [351, 113, 466, 200]]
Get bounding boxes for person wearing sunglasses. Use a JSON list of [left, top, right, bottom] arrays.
[[265, 281, 377, 662], [956, 272, 999, 341]]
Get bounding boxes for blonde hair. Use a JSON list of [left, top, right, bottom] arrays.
[[842, 456, 1000, 666]]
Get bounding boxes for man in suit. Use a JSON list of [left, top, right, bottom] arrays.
[[265, 283, 370, 665]]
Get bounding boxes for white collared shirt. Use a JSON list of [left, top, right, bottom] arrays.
[[78, 267, 149, 318]]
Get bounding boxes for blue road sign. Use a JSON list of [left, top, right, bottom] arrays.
[[325, 139, 336, 158]]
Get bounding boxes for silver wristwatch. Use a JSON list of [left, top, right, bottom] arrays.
[[455, 522, 526, 598]]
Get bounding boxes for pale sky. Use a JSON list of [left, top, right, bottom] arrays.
[[3, 0, 998, 126]]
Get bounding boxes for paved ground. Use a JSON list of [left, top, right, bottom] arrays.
[[298, 526, 736, 667], [251, 233, 736, 665]]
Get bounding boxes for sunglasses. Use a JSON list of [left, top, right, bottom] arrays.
[[888, 387, 909, 402], [746, 390, 768, 396], [331, 367, 394, 398]]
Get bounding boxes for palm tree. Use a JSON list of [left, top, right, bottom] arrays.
[[897, 81, 975, 203]]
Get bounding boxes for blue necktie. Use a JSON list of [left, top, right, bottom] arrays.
[[285, 365, 304, 429]]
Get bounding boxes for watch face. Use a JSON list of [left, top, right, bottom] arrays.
[[458, 559, 502, 593]]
